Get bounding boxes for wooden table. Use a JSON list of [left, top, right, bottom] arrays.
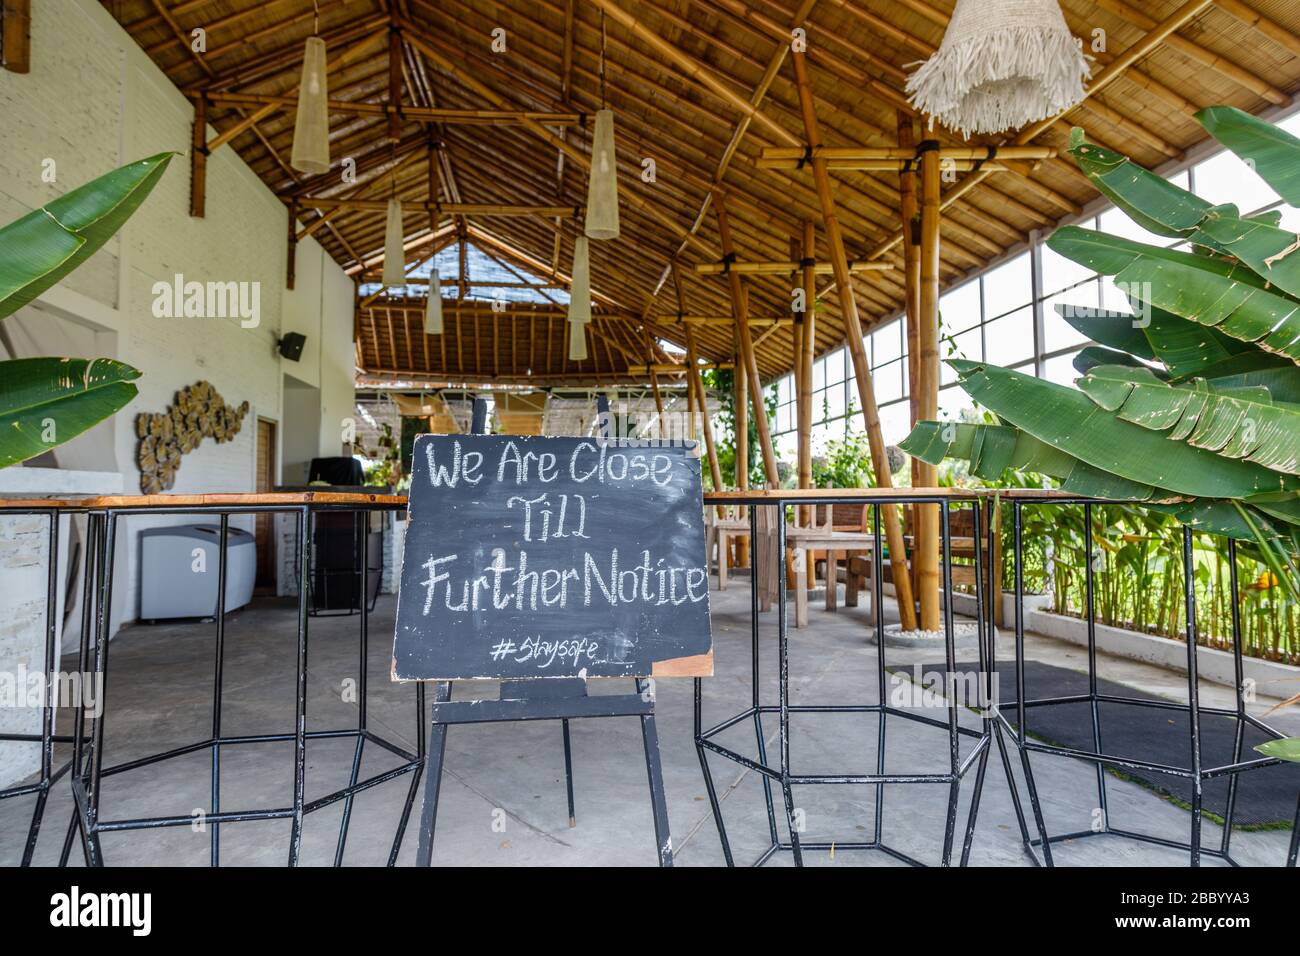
[[784, 527, 880, 627]]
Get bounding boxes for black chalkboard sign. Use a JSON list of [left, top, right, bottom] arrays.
[[392, 435, 713, 681]]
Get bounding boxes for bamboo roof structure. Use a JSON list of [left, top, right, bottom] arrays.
[[108, 0, 1300, 386]]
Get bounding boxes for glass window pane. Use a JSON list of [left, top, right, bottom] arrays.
[[812, 356, 826, 392], [878, 402, 912, 447], [938, 384, 974, 422], [984, 307, 1034, 366], [1041, 242, 1095, 298], [940, 279, 982, 334], [1099, 206, 1169, 247], [872, 322, 901, 367], [1194, 150, 1280, 214], [1045, 286, 1095, 352], [1043, 353, 1081, 387], [983, 252, 1032, 319], [874, 359, 903, 404], [778, 375, 792, 405], [825, 380, 846, 420]]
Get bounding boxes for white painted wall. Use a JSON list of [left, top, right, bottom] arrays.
[[0, 0, 358, 784]]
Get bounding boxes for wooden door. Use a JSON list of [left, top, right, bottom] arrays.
[[255, 418, 277, 591]]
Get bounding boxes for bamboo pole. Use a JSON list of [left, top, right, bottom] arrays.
[[799, 219, 816, 528], [916, 143, 942, 634], [685, 326, 724, 505], [790, 49, 917, 632], [202, 92, 584, 125], [758, 146, 1055, 161], [190, 93, 207, 217], [733, 338, 750, 567], [898, 111, 921, 485], [714, 193, 780, 489], [694, 260, 892, 275], [297, 198, 576, 217]]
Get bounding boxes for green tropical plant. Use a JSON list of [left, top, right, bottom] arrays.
[[0, 154, 173, 468], [901, 107, 1300, 604]]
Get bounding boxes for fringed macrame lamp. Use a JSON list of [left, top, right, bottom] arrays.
[[905, 0, 1090, 138], [424, 281, 443, 335], [567, 236, 591, 361], [584, 12, 620, 240], [290, 5, 330, 174], [382, 198, 405, 287]]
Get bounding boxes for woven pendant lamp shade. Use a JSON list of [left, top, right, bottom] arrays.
[[382, 199, 405, 287], [584, 109, 620, 240], [568, 236, 592, 325], [290, 37, 331, 175], [424, 285, 443, 335], [905, 0, 1090, 138], [567, 237, 592, 360], [567, 311, 588, 362]]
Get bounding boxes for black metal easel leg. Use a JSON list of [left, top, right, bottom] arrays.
[[287, 507, 311, 866], [561, 719, 577, 827], [414, 682, 452, 867], [693, 677, 733, 865], [1288, 792, 1299, 868], [635, 678, 673, 867]]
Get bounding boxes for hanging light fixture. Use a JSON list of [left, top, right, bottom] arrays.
[[382, 198, 405, 287], [290, 4, 330, 174], [584, 12, 620, 240], [567, 236, 591, 360], [905, 0, 1090, 139], [424, 281, 443, 335]]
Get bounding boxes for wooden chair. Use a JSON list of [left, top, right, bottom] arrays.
[[705, 505, 750, 591]]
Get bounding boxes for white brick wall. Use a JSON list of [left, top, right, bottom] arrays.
[[0, 0, 360, 786]]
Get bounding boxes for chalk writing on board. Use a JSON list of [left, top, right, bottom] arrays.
[[392, 435, 712, 682]]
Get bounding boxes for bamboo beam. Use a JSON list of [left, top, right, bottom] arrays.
[[396, 20, 718, 260], [798, 220, 815, 526], [387, 25, 403, 141], [686, 326, 725, 509], [715, 193, 779, 489], [286, 200, 298, 290], [298, 199, 577, 217], [1, 0, 29, 73], [791, 49, 917, 632], [695, 259, 893, 276], [1215, 0, 1300, 58], [916, 144, 942, 634], [758, 146, 1056, 161], [588, 0, 799, 149], [201, 92, 585, 126], [1092, 0, 1287, 105], [898, 112, 921, 468]]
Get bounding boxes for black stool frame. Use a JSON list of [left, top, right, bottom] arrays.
[[62, 498, 423, 867], [0, 505, 93, 866], [995, 496, 1300, 867], [694, 490, 995, 867]]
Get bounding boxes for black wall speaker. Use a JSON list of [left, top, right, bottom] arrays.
[[278, 332, 307, 361]]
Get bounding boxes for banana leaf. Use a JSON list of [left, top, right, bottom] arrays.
[[948, 359, 1299, 499], [0, 357, 140, 468], [900, 420, 1294, 540], [1078, 364, 1300, 476], [0, 153, 173, 321], [1197, 106, 1300, 207], [1254, 738, 1300, 764], [1189, 206, 1300, 300], [1055, 304, 1155, 359], [1199, 352, 1300, 403], [1065, 128, 1216, 243], [1073, 345, 1157, 376], [1141, 304, 1251, 378]]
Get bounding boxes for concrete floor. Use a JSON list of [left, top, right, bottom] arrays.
[[1, 581, 1296, 867]]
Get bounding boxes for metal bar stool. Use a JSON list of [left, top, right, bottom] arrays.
[[995, 495, 1300, 867], [62, 494, 424, 866], [694, 490, 996, 866]]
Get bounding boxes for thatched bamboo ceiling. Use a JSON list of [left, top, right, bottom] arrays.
[[107, 0, 1300, 385]]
